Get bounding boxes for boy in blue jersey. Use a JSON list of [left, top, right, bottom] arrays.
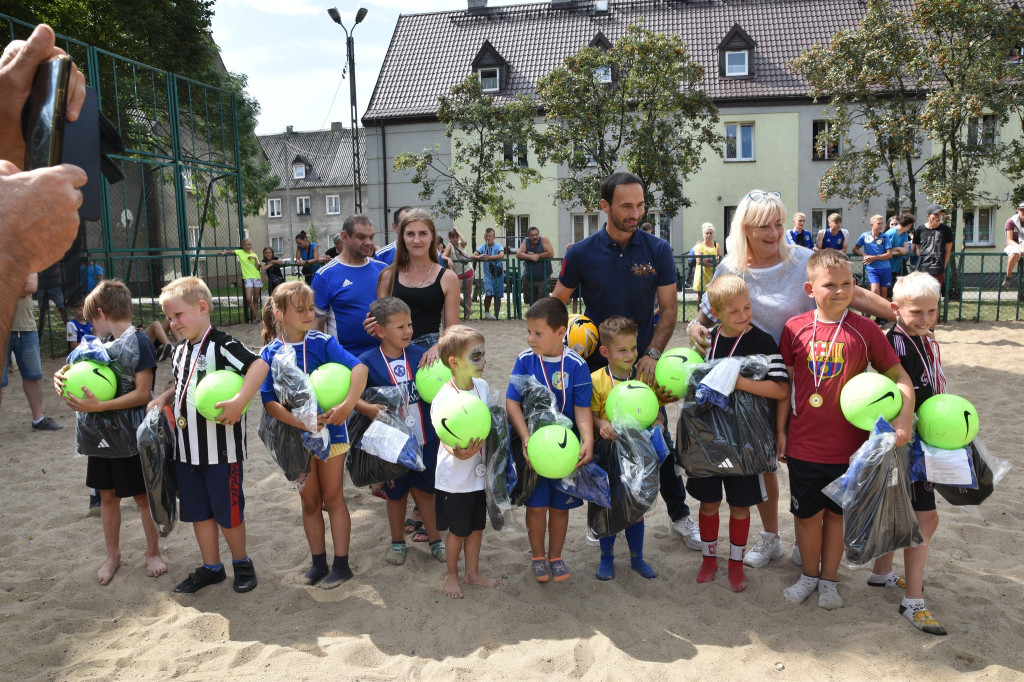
[[885, 214, 915, 278], [66, 300, 91, 352], [356, 297, 446, 567], [815, 213, 848, 252], [854, 214, 894, 303], [506, 297, 594, 583]]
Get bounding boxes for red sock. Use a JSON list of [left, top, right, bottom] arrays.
[[697, 513, 719, 583], [729, 515, 750, 551], [728, 515, 751, 592], [728, 559, 747, 592]]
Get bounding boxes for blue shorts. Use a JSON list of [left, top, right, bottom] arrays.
[[483, 274, 505, 297], [866, 268, 891, 287], [386, 438, 438, 498], [525, 475, 583, 510], [175, 461, 245, 528], [37, 286, 65, 310], [2, 331, 43, 387]]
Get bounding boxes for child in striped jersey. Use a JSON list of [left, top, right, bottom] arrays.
[[150, 277, 270, 595], [259, 281, 367, 589]]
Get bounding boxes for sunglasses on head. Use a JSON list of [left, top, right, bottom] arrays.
[[746, 191, 781, 202]]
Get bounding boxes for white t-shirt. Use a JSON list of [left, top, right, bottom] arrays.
[[432, 377, 490, 493]]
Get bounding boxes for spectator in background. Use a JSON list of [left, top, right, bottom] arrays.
[[690, 222, 722, 294], [374, 206, 413, 265], [641, 222, 655, 235], [886, 214, 916, 278], [786, 213, 814, 250], [295, 231, 321, 285], [915, 205, 953, 288], [471, 228, 505, 320], [261, 246, 286, 295], [36, 261, 66, 333], [1003, 201, 1024, 289], [80, 252, 104, 294], [815, 212, 849, 253], [516, 226, 553, 306], [324, 233, 341, 260], [442, 228, 474, 319]]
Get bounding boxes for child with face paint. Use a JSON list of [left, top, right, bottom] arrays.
[[430, 325, 502, 599]]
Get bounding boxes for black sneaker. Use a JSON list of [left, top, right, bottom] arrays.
[[232, 558, 257, 593], [87, 493, 101, 518], [158, 343, 174, 362], [31, 417, 63, 431], [173, 565, 227, 593]]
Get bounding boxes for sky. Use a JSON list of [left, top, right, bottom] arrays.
[[211, 0, 527, 136]]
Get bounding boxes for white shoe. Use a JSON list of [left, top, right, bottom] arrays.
[[585, 529, 601, 547], [791, 543, 802, 566], [743, 531, 783, 568], [484, 312, 496, 320], [670, 516, 702, 551]]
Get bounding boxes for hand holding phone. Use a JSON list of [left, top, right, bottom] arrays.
[[23, 54, 70, 170]]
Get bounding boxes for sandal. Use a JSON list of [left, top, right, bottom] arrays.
[[404, 518, 420, 535], [370, 485, 387, 500], [430, 540, 446, 563], [412, 526, 429, 543]]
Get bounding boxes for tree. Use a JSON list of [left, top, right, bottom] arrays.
[[393, 74, 540, 247], [533, 23, 720, 218], [792, 0, 931, 217], [3, 0, 276, 217]]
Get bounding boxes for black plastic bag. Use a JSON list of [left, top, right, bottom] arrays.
[[269, 343, 329, 461], [72, 327, 143, 459], [824, 418, 923, 567], [676, 356, 776, 478], [136, 406, 177, 537], [345, 386, 417, 486], [934, 438, 1010, 506], [482, 395, 519, 530], [588, 429, 661, 538], [257, 412, 312, 489], [507, 375, 573, 506]]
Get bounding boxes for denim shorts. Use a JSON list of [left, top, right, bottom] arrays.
[[411, 332, 440, 350], [2, 331, 43, 387]]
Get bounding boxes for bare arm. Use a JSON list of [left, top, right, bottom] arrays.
[[538, 237, 554, 260], [882, 363, 915, 448], [215, 358, 271, 425], [506, 397, 530, 445], [735, 377, 789, 401], [776, 368, 794, 462], [551, 281, 573, 305], [516, 239, 530, 261], [573, 404, 594, 466], [22, 273, 37, 296], [263, 400, 309, 431], [63, 366, 155, 413], [850, 286, 895, 320], [636, 283, 678, 385]]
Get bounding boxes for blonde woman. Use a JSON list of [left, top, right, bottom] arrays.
[[691, 223, 722, 293]]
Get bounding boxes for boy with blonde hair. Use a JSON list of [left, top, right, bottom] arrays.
[[150, 276, 270, 594], [779, 251, 914, 610]]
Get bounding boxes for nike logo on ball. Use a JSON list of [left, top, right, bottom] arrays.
[[92, 367, 114, 386], [964, 410, 972, 438], [867, 391, 895, 406], [558, 431, 567, 448], [440, 418, 460, 441]]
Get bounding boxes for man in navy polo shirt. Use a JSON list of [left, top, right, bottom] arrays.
[[552, 171, 700, 550]]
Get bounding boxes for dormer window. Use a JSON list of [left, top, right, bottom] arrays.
[[293, 163, 306, 180], [725, 51, 748, 77], [472, 40, 508, 93], [718, 24, 756, 79], [595, 66, 612, 83], [478, 67, 500, 92]]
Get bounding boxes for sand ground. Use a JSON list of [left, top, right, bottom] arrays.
[[0, 318, 1021, 680]]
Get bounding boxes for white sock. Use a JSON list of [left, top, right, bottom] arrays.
[[902, 597, 925, 610], [701, 540, 717, 558], [783, 573, 819, 605], [817, 579, 844, 610]]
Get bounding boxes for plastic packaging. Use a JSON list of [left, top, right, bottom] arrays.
[[345, 386, 420, 486], [482, 394, 521, 531], [676, 355, 776, 478], [257, 411, 312, 489], [135, 406, 177, 537], [508, 374, 574, 505], [557, 463, 611, 507], [271, 343, 329, 460], [823, 418, 923, 567], [72, 327, 143, 459], [588, 428, 661, 538], [934, 438, 1011, 507]]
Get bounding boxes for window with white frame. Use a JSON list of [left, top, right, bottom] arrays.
[[268, 198, 282, 218], [647, 210, 673, 243], [326, 195, 341, 215], [572, 213, 601, 243], [293, 163, 306, 180], [812, 208, 843, 235], [187, 226, 200, 250], [271, 237, 283, 255], [478, 67, 500, 92], [963, 207, 995, 245], [968, 115, 997, 149], [812, 120, 840, 160], [503, 141, 528, 168], [296, 196, 310, 215], [724, 50, 749, 77], [595, 66, 612, 83], [724, 123, 754, 161], [504, 215, 530, 245]]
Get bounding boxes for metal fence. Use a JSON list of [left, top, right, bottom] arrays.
[[449, 252, 1024, 325], [2, 14, 247, 357]]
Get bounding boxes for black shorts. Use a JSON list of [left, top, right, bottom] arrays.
[[787, 458, 848, 519], [435, 489, 486, 538], [687, 474, 767, 508], [911, 480, 937, 512], [86, 455, 147, 499]]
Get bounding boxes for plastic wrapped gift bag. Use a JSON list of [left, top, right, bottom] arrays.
[[72, 327, 143, 458], [588, 428, 661, 539], [508, 374, 574, 506], [345, 386, 421, 486], [136, 406, 177, 537], [482, 394, 522, 531]]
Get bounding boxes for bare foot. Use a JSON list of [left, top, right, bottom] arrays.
[[146, 553, 168, 578], [465, 572, 503, 589], [98, 554, 121, 586], [443, 572, 463, 599]]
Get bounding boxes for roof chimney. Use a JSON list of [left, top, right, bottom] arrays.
[[468, 0, 487, 9], [330, 121, 343, 132], [286, 125, 293, 134]]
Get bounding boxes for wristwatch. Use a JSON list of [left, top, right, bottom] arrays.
[[645, 348, 662, 360]]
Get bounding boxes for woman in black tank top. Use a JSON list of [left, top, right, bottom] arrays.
[[373, 209, 460, 367]]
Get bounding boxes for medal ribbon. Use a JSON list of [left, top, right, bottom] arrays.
[[810, 310, 847, 397], [380, 348, 410, 388], [895, 325, 946, 395], [177, 326, 213, 420], [448, 378, 481, 400], [711, 327, 748, 359], [540, 350, 566, 410]]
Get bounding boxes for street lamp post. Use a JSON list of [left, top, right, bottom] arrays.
[[328, 7, 367, 214]]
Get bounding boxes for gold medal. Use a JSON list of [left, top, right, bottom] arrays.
[[177, 415, 188, 429], [809, 393, 823, 408]]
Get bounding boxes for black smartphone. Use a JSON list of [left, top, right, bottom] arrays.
[[23, 54, 71, 171]]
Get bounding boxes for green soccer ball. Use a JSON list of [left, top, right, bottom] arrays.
[[606, 379, 660, 428], [195, 370, 247, 421], [63, 360, 117, 402], [839, 372, 902, 431], [528, 424, 581, 479], [309, 363, 352, 411], [917, 394, 979, 450], [415, 360, 451, 404], [655, 347, 705, 398], [431, 392, 491, 449]]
